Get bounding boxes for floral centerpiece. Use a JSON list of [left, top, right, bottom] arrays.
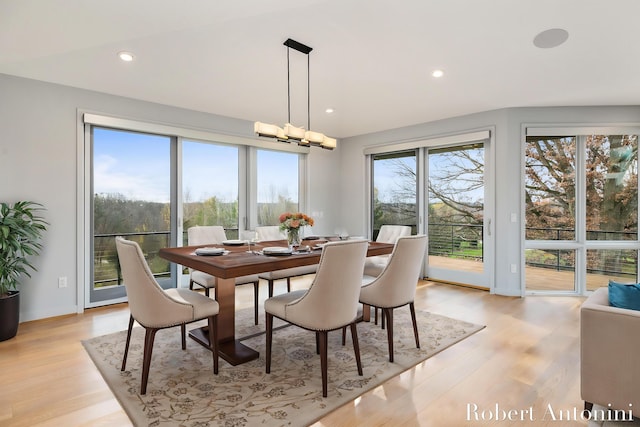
[[279, 212, 314, 248]]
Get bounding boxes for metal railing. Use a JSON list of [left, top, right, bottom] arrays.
[[93, 231, 172, 288], [428, 222, 484, 261], [93, 228, 242, 289], [93, 225, 637, 287], [526, 226, 637, 241]]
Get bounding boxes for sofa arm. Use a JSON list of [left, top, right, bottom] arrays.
[[581, 287, 640, 412]]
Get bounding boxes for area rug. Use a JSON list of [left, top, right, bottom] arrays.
[[83, 307, 484, 427]]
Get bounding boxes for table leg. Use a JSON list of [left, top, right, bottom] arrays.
[[362, 304, 372, 322], [188, 277, 259, 365]]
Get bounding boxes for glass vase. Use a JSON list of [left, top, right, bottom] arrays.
[[287, 228, 301, 249]]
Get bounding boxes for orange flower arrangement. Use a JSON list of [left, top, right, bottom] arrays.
[[278, 212, 314, 231]]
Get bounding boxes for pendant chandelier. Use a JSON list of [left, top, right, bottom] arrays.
[[254, 38, 336, 150]]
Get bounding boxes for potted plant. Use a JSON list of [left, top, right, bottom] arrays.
[[0, 201, 48, 341]]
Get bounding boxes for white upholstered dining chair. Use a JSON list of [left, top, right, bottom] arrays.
[[264, 240, 369, 397], [187, 225, 261, 324], [115, 237, 219, 395], [255, 225, 317, 297], [358, 235, 427, 362], [363, 224, 412, 277]]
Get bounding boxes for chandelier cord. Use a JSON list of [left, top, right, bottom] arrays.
[[307, 54, 310, 131], [287, 46, 291, 125]]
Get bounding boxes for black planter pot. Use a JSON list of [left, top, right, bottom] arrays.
[[0, 291, 20, 341]]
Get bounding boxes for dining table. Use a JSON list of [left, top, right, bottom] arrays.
[[159, 238, 394, 366]]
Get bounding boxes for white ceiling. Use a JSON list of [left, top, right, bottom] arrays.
[[1, 0, 639, 138]]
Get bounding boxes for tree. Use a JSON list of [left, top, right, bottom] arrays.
[[526, 134, 638, 277], [525, 135, 638, 239], [372, 155, 417, 234], [525, 137, 576, 239]]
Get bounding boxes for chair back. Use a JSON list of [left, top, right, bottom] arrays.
[[368, 235, 427, 307], [376, 225, 411, 243], [115, 237, 192, 327], [285, 240, 368, 330], [255, 225, 285, 241], [188, 225, 227, 246]]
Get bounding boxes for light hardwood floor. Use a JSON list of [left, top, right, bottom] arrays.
[[0, 281, 588, 427]]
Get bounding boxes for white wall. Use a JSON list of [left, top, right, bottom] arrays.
[[340, 106, 640, 296], [3, 71, 639, 319], [0, 73, 339, 321]]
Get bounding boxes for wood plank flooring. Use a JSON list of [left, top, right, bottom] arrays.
[[0, 280, 588, 426]]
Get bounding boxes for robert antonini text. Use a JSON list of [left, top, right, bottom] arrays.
[[466, 403, 634, 422]]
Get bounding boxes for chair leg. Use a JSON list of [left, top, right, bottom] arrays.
[[409, 302, 420, 349], [383, 308, 394, 362], [121, 315, 134, 371], [253, 281, 259, 325], [381, 309, 386, 329], [286, 277, 291, 293], [316, 331, 320, 354], [140, 327, 158, 395], [319, 330, 328, 397], [374, 307, 378, 325], [265, 313, 273, 373], [341, 326, 347, 346], [189, 279, 194, 291], [181, 323, 186, 350], [268, 280, 275, 298], [204, 287, 210, 297], [208, 315, 219, 374], [350, 322, 363, 376]]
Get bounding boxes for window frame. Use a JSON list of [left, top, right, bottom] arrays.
[[523, 125, 640, 295], [79, 112, 308, 308]]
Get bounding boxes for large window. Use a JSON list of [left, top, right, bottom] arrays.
[[85, 117, 307, 307], [371, 150, 417, 239], [256, 149, 299, 226], [525, 131, 639, 293], [182, 140, 239, 240]]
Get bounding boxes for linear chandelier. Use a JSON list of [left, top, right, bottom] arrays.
[[254, 38, 336, 150]]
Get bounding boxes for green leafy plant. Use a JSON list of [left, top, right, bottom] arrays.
[[0, 201, 48, 296]]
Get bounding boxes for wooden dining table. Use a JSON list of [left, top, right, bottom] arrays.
[[159, 238, 394, 366]]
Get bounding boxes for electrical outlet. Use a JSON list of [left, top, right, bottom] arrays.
[[58, 277, 68, 288], [510, 264, 517, 274]]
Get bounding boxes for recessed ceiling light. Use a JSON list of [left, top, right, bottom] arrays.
[[432, 69, 444, 78], [325, 108, 334, 114], [533, 28, 569, 49], [118, 51, 134, 62]]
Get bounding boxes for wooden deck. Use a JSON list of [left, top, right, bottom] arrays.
[[429, 255, 629, 292]]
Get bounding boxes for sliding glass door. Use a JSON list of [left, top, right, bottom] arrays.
[[90, 127, 175, 304], [427, 142, 492, 288], [86, 121, 307, 307], [368, 134, 494, 289], [371, 151, 418, 238]]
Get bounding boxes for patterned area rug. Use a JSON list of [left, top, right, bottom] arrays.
[[83, 307, 483, 427]]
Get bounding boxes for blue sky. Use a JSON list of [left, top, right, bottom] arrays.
[[94, 128, 484, 208], [93, 128, 298, 204]]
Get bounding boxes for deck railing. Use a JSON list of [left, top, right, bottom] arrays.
[[95, 225, 636, 287]]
